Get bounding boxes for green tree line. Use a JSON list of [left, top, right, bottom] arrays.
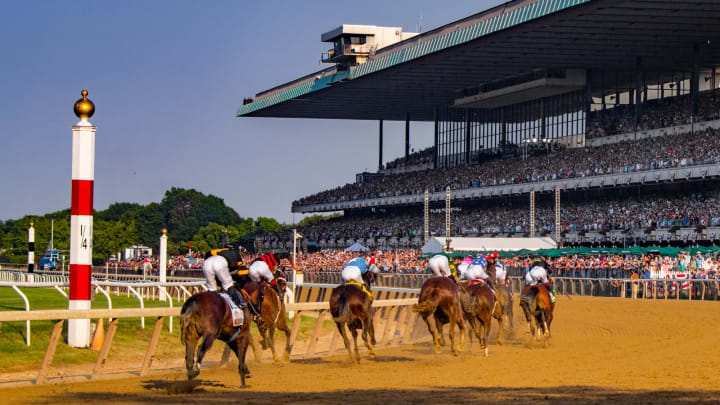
[[0, 187, 283, 264]]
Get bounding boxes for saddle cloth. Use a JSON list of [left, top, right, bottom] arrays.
[[346, 280, 373, 302], [219, 292, 244, 327]]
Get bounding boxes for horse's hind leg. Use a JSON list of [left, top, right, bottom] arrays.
[[350, 327, 361, 362], [361, 318, 376, 357], [196, 332, 217, 367], [433, 314, 446, 347], [335, 322, 356, 363], [423, 315, 442, 354], [184, 332, 200, 379]]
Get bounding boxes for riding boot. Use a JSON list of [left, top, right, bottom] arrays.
[[545, 283, 556, 303], [486, 278, 495, 291], [226, 286, 245, 309]]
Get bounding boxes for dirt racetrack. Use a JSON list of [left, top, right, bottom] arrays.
[[3, 296, 720, 404]]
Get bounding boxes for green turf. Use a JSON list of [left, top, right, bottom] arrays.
[[0, 287, 334, 372]]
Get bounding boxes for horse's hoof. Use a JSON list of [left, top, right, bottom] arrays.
[[283, 353, 290, 362], [484, 347, 489, 357], [369, 350, 376, 357]]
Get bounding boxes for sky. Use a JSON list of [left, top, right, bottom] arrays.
[[0, 0, 501, 224]]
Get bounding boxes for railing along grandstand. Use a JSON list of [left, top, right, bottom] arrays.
[[0, 298, 426, 386]]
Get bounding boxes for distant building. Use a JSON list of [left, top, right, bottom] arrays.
[[123, 245, 152, 260]]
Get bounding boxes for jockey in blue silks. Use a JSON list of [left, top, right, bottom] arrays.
[[342, 254, 379, 299], [465, 254, 495, 291]]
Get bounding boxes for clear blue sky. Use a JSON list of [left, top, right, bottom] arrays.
[[0, 0, 500, 224]]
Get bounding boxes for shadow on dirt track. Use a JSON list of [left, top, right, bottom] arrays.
[[38, 385, 720, 405]]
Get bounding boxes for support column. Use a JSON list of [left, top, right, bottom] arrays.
[[378, 120, 383, 171], [464, 109, 471, 164], [27, 221, 35, 273], [405, 112, 410, 162], [540, 98, 546, 140], [69, 90, 96, 348], [634, 57, 642, 126], [585, 70, 592, 135], [424, 190, 429, 243], [159, 229, 167, 301], [500, 109, 507, 154], [433, 108, 439, 168], [692, 44, 700, 116]]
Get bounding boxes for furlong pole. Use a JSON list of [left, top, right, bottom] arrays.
[[68, 90, 96, 348]]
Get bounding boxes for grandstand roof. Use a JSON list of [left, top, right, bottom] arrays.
[[237, 0, 720, 121]]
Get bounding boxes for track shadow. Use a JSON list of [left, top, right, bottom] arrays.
[[366, 356, 415, 363], [141, 378, 228, 394], [37, 385, 720, 404], [289, 358, 331, 365]]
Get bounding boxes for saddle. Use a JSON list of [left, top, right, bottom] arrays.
[[468, 279, 496, 296], [346, 280, 373, 302]]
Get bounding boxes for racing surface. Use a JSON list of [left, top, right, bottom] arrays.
[[3, 296, 720, 404]]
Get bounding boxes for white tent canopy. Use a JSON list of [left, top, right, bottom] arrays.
[[421, 237, 557, 255]]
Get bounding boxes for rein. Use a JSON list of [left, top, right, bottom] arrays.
[[241, 289, 261, 317]]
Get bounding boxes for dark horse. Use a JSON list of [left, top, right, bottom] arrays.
[[520, 283, 554, 345], [329, 271, 377, 363], [242, 274, 291, 363], [414, 276, 465, 355], [180, 292, 251, 388], [459, 280, 495, 357]]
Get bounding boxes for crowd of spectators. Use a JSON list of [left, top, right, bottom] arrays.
[[587, 88, 720, 138], [295, 249, 426, 273], [294, 88, 720, 208], [293, 127, 720, 207], [382, 147, 435, 172], [289, 190, 720, 241]]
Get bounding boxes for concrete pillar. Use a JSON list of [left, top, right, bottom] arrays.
[[692, 44, 700, 116]]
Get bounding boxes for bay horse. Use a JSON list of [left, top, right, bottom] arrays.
[[414, 276, 465, 355], [520, 283, 554, 345], [329, 271, 377, 363], [459, 280, 495, 357], [485, 256, 514, 344], [180, 291, 251, 388], [242, 275, 291, 363]]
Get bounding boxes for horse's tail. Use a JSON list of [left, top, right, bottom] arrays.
[[180, 295, 198, 343], [413, 299, 437, 315], [331, 289, 350, 323]]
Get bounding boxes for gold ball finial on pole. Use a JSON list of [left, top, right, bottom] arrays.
[[162, 228, 167, 236], [73, 89, 95, 119], [29, 220, 34, 228]]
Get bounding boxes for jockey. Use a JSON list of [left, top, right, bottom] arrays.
[[457, 256, 473, 280], [465, 254, 495, 291], [525, 258, 556, 303], [493, 253, 508, 286], [202, 245, 246, 308], [428, 254, 458, 282], [248, 252, 292, 314], [341, 254, 379, 298]]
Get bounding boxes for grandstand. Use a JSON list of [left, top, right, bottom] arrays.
[[238, 0, 720, 250]]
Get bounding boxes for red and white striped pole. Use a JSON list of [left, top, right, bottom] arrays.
[[68, 90, 96, 348]]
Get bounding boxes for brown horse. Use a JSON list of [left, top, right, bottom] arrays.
[[485, 257, 514, 344], [180, 291, 251, 388], [329, 271, 377, 363], [242, 277, 291, 363], [458, 279, 496, 357], [414, 276, 465, 355], [520, 283, 554, 345]]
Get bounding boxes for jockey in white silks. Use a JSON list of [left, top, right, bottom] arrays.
[[428, 254, 460, 282], [465, 255, 495, 290], [342, 255, 379, 298], [457, 256, 473, 280], [524, 259, 556, 303], [203, 249, 245, 308], [494, 259, 507, 284]]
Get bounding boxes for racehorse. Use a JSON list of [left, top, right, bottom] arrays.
[[458, 279, 495, 357], [242, 274, 291, 363], [414, 276, 465, 355], [180, 291, 251, 388], [520, 283, 554, 344], [485, 256, 514, 344], [329, 270, 377, 363]]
